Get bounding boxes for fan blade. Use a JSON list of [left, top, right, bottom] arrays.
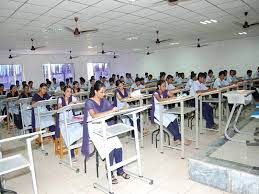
[[200, 44, 209, 47], [80, 28, 98, 34], [71, 56, 79, 59], [233, 21, 244, 27], [249, 22, 259, 27], [64, 26, 75, 33], [35, 46, 46, 50], [159, 38, 173, 43]]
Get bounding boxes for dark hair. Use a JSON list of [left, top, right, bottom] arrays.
[[140, 77, 144, 82], [60, 81, 65, 87], [148, 74, 153, 78], [40, 83, 48, 88], [247, 70, 252, 74], [73, 81, 79, 86], [191, 73, 197, 79], [116, 80, 123, 87], [89, 80, 106, 98], [166, 75, 174, 80], [10, 85, 16, 90], [198, 72, 206, 79], [65, 78, 69, 82], [53, 78, 56, 81], [28, 81, 33, 85], [219, 71, 225, 76], [157, 80, 166, 89], [80, 77, 85, 83], [208, 69, 213, 74], [160, 72, 166, 77], [135, 77, 141, 82], [23, 84, 29, 89], [145, 72, 148, 76], [16, 80, 19, 83], [109, 78, 114, 83], [0, 83, 4, 88], [64, 85, 72, 93]]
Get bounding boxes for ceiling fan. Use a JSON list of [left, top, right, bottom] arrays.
[[191, 38, 209, 48], [233, 12, 259, 29], [98, 43, 113, 54], [8, 49, 18, 59], [113, 52, 119, 59], [30, 38, 45, 51], [146, 46, 154, 55], [155, 30, 172, 44], [153, 0, 191, 5], [65, 17, 98, 36], [69, 51, 79, 59]]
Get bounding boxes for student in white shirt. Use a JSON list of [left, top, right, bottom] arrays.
[[213, 71, 230, 89], [144, 72, 149, 83], [55, 81, 65, 93], [206, 69, 214, 83], [185, 73, 197, 90], [176, 73, 184, 85], [125, 73, 133, 84], [147, 74, 154, 83], [106, 78, 116, 90], [255, 67, 259, 78], [131, 77, 145, 92], [72, 81, 81, 93], [166, 75, 175, 91], [159, 72, 166, 81], [79, 77, 87, 90], [244, 69, 253, 89], [50, 78, 59, 91], [190, 72, 217, 129], [227, 70, 238, 84]]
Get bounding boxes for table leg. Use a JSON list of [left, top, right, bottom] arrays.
[[195, 97, 199, 149], [159, 104, 164, 153], [218, 92, 222, 134], [140, 99, 144, 148], [199, 96, 203, 133], [180, 101, 185, 159]]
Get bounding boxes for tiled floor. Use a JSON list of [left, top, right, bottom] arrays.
[[1, 120, 234, 194]]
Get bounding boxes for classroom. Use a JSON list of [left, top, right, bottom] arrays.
[[0, 0, 259, 194]]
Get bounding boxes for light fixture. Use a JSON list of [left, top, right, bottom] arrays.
[[200, 21, 207, 25], [238, 32, 247, 35], [133, 48, 141, 51], [200, 19, 218, 24], [88, 46, 94, 49], [210, 19, 218, 23], [126, 36, 138, 40], [170, 42, 180, 45], [204, 20, 212, 24]]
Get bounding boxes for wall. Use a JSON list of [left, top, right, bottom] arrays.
[[113, 36, 259, 78]]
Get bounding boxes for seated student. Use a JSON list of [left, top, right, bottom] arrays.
[[125, 73, 133, 84], [166, 75, 175, 91], [140, 77, 145, 86], [7, 85, 19, 128], [213, 71, 230, 89], [159, 72, 166, 81], [0, 83, 6, 95], [69, 77, 73, 86], [46, 80, 52, 89], [144, 72, 149, 83], [174, 72, 179, 83], [185, 73, 197, 90], [31, 83, 55, 135], [116, 74, 120, 81], [79, 77, 87, 90], [151, 80, 191, 145], [119, 76, 124, 83], [18, 84, 32, 129], [131, 77, 145, 92], [227, 70, 238, 83], [147, 74, 153, 83], [0, 84, 6, 115], [106, 78, 115, 90], [28, 81, 35, 92], [21, 81, 27, 89], [89, 78, 96, 90], [206, 69, 214, 83], [176, 73, 184, 84], [56, 86, 83, 158], [55, 81, 65, 93], [16, 80, 22, 91], [82, 81, 130, 184], [255, 67, 259, 78], [50, 78, 59, 91], [65, 78, 70, 86], [190, 73, 217, 129], [73, 81, 81, 93]]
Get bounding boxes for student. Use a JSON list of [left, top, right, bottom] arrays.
[[151, 80, 191, 145], [82, 81, 130, 184], [131, 77, 145, 92], [73, 81, 81, 93], [206, 69, 214, 83], [176, 73, 183, 84], [114, 80, 130, 108], [46, 80, 52, 89], [79, 77, 87, 89], [31, 83, 55, 135], [159, 72, 166, 81], [140, 77, 145, 86], [0, 83, 6, 95], [147, 74, 153, 83], [56, 86, 83, 158], [28, 81, 34, 92], [16, 80, 21, 90], [89, 78, 96, 89], [69, 77, 73, 85], [19, 84, 32, 129], [244, 70, 253, 89], [255, 67, 259, 78], [107, 78, 115, 90], [125, 73, 133, 84], [166, 75, 175, 91], [213, 71, 230, 89], [7, 85, 19, 128], [119, 76, 124, 83], [185, 73, 197, 90], [116, 74, 120, 81], [227, 70, 238, 83], [144, 72, 149, 83], [55, 81, 66, 93], [190, 73, 217, 129], [50, 78, 59, 91]]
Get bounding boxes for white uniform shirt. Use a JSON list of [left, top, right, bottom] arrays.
[[166, 82, 175, 91], [206, 76, 214, 83], [185, 79, 194, 90], [125, 78, 133, 84], [213, 78, 229, 89], [130, 83, 145, 91], [227, 76, 238, 83], [190, 80, 208, 96]]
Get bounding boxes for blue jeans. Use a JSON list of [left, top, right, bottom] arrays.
[[109, 148, 124, 174]]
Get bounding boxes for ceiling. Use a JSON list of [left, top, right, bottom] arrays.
[[1, 0, 259, 55]]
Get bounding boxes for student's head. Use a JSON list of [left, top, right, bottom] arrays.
[[116, 80, 124, 90], [60, 81, 65, 91], [28, 81, 33, 88], [22, 81, 26, 87], [140, 77, 145, 85], [73, 81, 79, 89], [166, 75, 174, 84], [109, 78, 114, 85], [10, 85, 17, 93], [16, 80, 19, 86], [233, 70, 237, 76], [0, 84, 4, 91], [65, 78, 69, 84], [257, 67, 259, 71], [79, 77, 85, 84], [135, 77, 141, 86], [52, 78, 56, 83], [120, 76, 124, 82], [148, 74, 153, 81], [117, 74, 120, 79], [89, 80, 106, 99], [197, 72, 206, 83], [247, 70, 252, 76], [208, 69, 213, 77], [39, 83, 48, 94], [136, 74, 139, 78], [46, 80, 51, 87], [157, 80, 166, 92], [223, 70, 227, 76], [145, 72, 148, 78], [69, 77, 73, 82], [219, 71, 225, 80], [90, 78, 96, 85], [23, 84, 30, 94], [230, 70, 235, 76], [191, 73, 197, 80], [180, 73, 184, 79], [64, 85, 72, 98], [112, 74, 116, 79], [175, 72, 179, 77]]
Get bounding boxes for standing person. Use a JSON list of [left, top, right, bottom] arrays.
[[82, 81, 130, 184]]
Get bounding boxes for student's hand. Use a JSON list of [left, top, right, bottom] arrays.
[[208, 88, 215, 91], [112, 107, 119, 112]]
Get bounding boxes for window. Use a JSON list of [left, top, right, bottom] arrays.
[[87, 63, 110, 80], [0, 64, 23, 89], [43, 63, 75, 82]]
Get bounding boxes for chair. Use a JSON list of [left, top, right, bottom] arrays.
[[151, 120, 171, 148], [0, 132, 43, 194]]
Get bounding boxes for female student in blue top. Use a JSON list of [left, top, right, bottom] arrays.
[[81, 81, 130, 184], [190, 73, 217, 129], [31, 83, 55, 135], [151, 80, 191, 145], [56, 86, 83, 158]]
